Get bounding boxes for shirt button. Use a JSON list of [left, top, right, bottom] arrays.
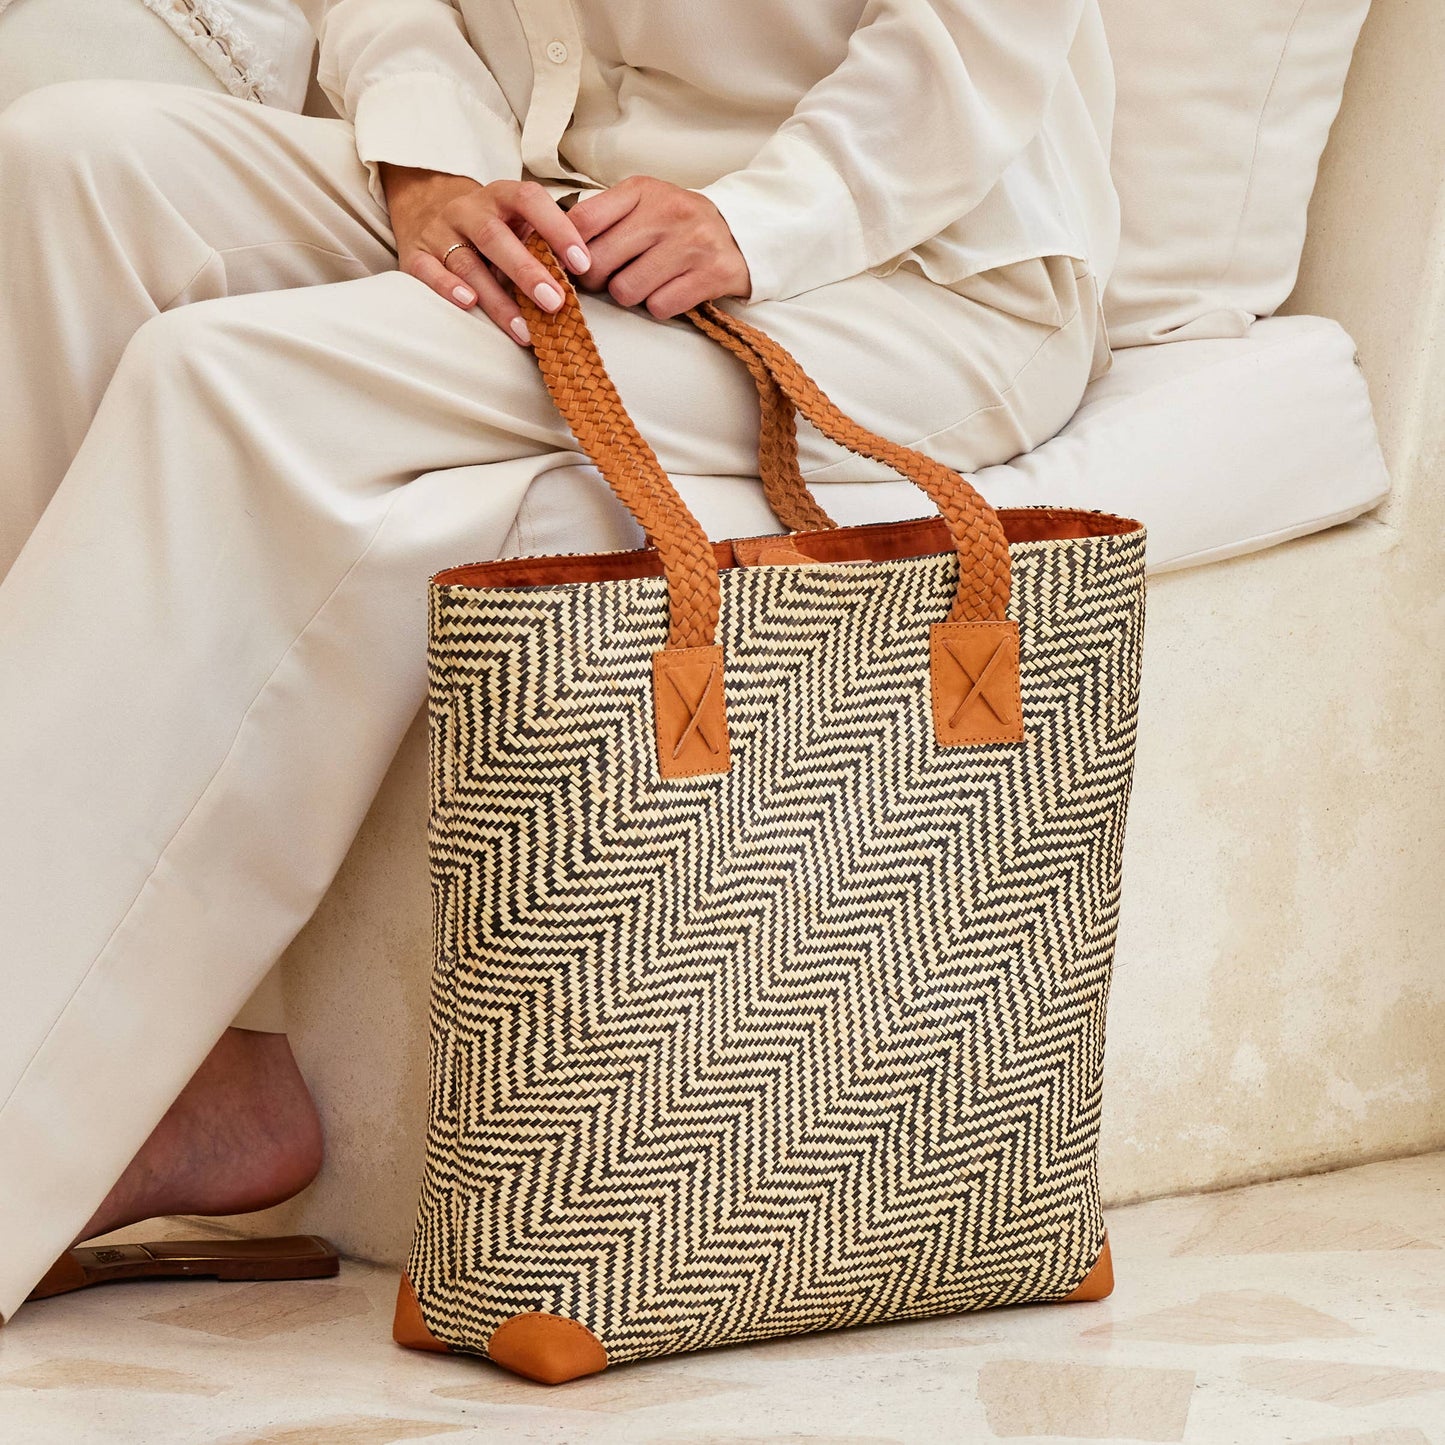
[[545, 40, 569, 65]]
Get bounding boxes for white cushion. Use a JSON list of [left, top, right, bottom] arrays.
[[0, 0, 315, 111], [0, 0, 228, 108], [1099, 0, 1371, 347], [219, 0, 315, 111], [510, 315, 1388, 574]]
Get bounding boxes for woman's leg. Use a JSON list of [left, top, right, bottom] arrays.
[[0, 79, 394, 580], [0, 81, 398, 1155]]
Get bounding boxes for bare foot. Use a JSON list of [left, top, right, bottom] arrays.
[[76, 1028, 324, 1245]]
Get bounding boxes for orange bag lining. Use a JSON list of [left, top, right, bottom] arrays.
[[434, 511, 1142, 591]]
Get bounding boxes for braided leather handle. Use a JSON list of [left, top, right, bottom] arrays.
[[685, 301, 1011, 623], [686, 307, 837, 534], [514, 237, 720, 650], [514, 236, 1012, 636]]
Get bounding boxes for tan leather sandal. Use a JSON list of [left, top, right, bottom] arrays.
[[27, 1234, 339, 1301]]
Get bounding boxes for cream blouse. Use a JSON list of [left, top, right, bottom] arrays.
[[317, 0, 1119, 308]]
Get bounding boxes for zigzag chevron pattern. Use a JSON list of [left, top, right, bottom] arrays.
[[411, 526, 1146, 1364]]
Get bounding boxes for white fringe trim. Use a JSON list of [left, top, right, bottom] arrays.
[[139, 0, 279, 103]]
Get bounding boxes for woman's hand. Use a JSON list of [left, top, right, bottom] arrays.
[[569, 177, 752, 318], [380, 164, 592, 345]]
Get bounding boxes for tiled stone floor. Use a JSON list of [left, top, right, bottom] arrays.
[[1, 1153, 1442, 1444]]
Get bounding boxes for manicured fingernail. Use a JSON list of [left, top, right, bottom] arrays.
[[533, 282, 563, 311], [452, 285, 475, 306], [510, 317, 532, 344], [565, 245, 590, 273]]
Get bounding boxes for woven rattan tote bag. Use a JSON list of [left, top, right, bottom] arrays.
[[394, 239, 1146, 1384]]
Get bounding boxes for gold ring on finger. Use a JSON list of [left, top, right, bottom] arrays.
[[441, 241, 479, 267]]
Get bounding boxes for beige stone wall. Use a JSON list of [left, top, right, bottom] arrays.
[[1102, 0, 1445, 1204]]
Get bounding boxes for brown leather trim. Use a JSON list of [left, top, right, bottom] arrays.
[[732, 535, 820, 567], [487, 1311, 609, 1384], [1059, 1234, 1115, 1302], [930, 620, 1024, 746], [653, 645, 730, 777], [393, 1274, 452, 1353], [433, 511, 1142, 591]]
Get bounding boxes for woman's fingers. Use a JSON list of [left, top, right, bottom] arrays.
[[568, 179, 643, 243], [409, 249, 478, 310], [604, 239, 687, 310], [443, 241, 494, 303], [400, 179, 603, 340], [465, 265, 534, 345], [445, 247, 533, 344], [458, 183, 592, 313], [641, 270, 712, 320], [404, 247, 531, 344], [386, 172, 605, 329], [505, 182, 593, 278], [467, 214, 569, 314]]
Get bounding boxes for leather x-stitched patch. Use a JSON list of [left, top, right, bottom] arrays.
[[652, 645, 731, 778], [929, 621, 1024, 746]]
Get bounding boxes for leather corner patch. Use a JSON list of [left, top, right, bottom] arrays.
[[1059, 1233, 1114, 1303], [488, 1311, 609, 1385], [929, 620, 1023, 746], [392, 1274, 451, 1353], [652, 645, 730, 778]]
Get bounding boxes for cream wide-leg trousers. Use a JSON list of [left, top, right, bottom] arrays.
[[0, 79, 1106, 1321]]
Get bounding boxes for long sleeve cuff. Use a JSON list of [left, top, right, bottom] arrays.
[[699, 131, 868, 303], [351, 73, 524, 211]]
